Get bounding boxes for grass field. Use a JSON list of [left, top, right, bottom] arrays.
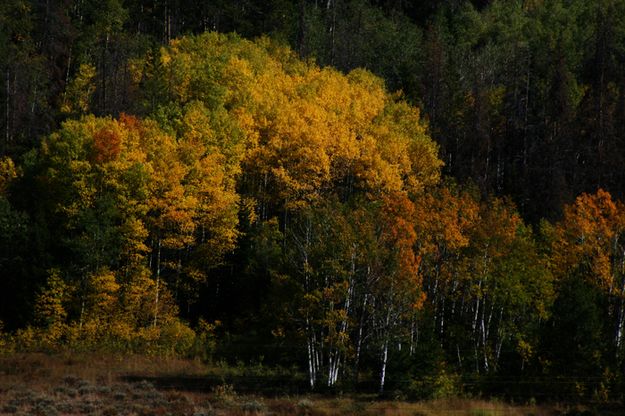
[[0, 353, 607, 415]]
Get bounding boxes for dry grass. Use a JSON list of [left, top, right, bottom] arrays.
[[0, 352, 206, 389], [265, 397, 557, 416], [0, 353, 599, 415], [368, 398, 552, 415]]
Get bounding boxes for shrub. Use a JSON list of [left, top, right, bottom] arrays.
[[212, 383, 237, 405], [241, 400, 265, 413], [190, 319, 219, 362], [296, 398, 314, 412], [158, 320, 196, 356], [56, 401, 74, 413], [113, 391, 126, 401], [407, 370, 462, 400], [2, 404, 18, 414], [192, 406, 214, 416]]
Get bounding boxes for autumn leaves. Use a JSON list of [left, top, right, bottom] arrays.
[[3, 31, 625, 397], [144, 34, 443, 389], [5, 34, 440, 356]]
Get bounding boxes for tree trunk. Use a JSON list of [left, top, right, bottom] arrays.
[[379, 337, 388, 394], [307, 316, 317, 388], [328, 0, 336, 65], [297, 0, 306, 57], [153, 238, 162, 327], [101, 34, 109, 114], [379, 302, 393, 394], [4, 67, 9, 154], [353, 293, 368, 384], [480, 297, 489, 373]]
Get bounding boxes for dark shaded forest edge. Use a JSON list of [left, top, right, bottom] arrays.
[[2, 0, 625, 412]]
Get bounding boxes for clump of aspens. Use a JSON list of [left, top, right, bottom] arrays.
[[2, 33, 625, 403], [0, 33, 441, 365]]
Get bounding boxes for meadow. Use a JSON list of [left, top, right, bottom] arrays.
[[0, 353, 604, 416]]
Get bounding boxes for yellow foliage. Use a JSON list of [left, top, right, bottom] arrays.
[[86, 269, 120, 319], [34, 270, 68, 339], [0, 156, 17, 195], [60, 63, 96, 115], [148, 32, 442, 210], [158, 320, 196, 355]]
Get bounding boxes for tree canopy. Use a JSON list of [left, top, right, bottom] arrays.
[[3, 0, 625, 402]]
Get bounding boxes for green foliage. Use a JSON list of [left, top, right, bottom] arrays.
[[408, 370, 463, 400], [6, 0, 625, 403], [190, 319, 220, 363], [542, 274, 608, 400]]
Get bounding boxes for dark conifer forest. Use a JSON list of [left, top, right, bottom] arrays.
[[3, 0, 625, 403]]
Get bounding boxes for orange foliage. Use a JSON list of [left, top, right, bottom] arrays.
[[552, 189, 625, 292], [119, 113, 142, 132], [380, 192, 424, 309], [92, 128, 122, 164], [414, 186, 479, 258]]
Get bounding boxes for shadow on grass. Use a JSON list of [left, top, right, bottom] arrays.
[[121, 373, 312, 396]]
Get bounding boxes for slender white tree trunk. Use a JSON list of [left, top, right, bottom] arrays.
[[307, 318, 316, 388], [354, 294, 368, 383], [379, 338, 388, 394]]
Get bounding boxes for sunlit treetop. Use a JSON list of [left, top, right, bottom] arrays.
[[134, 32, 442, 209]]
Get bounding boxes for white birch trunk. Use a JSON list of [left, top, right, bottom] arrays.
[[307, 318, 316, 388], [379, 338, 388, 394], [354, 294, 368, 383]]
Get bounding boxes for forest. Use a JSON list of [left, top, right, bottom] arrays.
[[2, 0, 625, 407]]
